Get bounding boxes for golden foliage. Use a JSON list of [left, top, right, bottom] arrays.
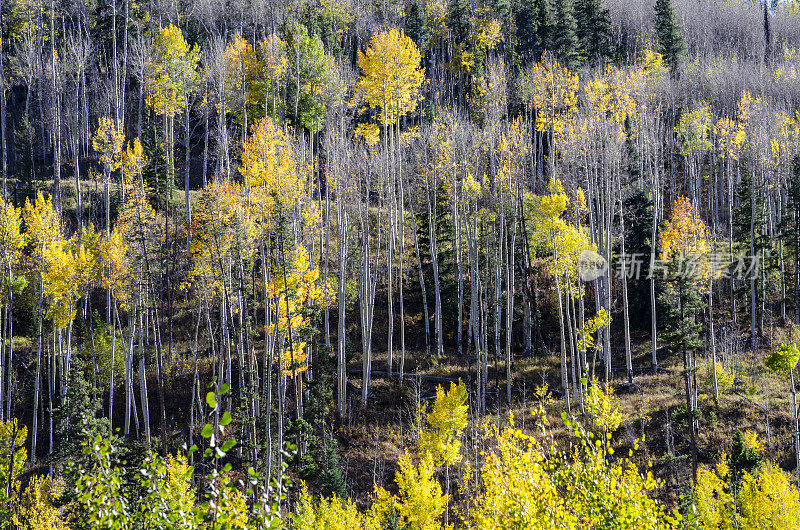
[[419, 381, 468, 466], [92, 117, 124, 173], [146, 24, 201, 116], [241, 117, 304, 224], [15, 476, 67, 529], [659, 196, 712, 284], [357, 28, 424, 126], [518, 53, 579, 136]]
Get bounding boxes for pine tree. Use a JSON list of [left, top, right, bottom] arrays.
[[654, 0, 685, 71], [448, 0, 472, 44], [14, 116, 35, 196], [575, 0, 613, 65], [515, 0, 554, 60], [661, 258, 705, 480], [780, 155, 800, 324], [659, 197, 710, 481], [552, 0, 583, 70]]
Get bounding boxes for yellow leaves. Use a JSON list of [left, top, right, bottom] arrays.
[[773, 45, 800, 82], [188, 181, 257, 299], [713, 116, 746, 161], [241, 117, 303, 223], [737, 90, 757, 127], [223, 33, 263, 120], [472, 422, 576, 530], [737, 465, 800, 528], [22, 191, 60, 262], [0, 197, 25, 276], [585, 376, 626, 433], [357, 28, 424, 126], [701, 360, 734, 394], [92, 117, 124, 173], [462, 173, 482, 203], [584, 65, 637, 137], [675, 103, 713, 155], [577, 309, 611, 354], [294, 486, 366, 530], [638, 46, 668, 79], [259, 33, 287, 83], [741, 430, 763, 453], [659, 196, 712, 283], [518, 52, 579, 135], [419, 381, 468, 467], [100, 225, 131, 306], [475, 19, 502, 52], [770, 109, 800, 162], [42, 226, 101, 329], [694, 460, 800, 529], [526, 178, 595, 291], [0, 419, 27, 522], [146, 24, 201, 117], [379, 451, 447, 530], [354, 123, 380, 146], [266, 244, 330, 378], [14, 475, 66, 529], [122, 138, 146, 180]]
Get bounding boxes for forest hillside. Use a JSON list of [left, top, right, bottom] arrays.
[[0, 0, 800, 527]]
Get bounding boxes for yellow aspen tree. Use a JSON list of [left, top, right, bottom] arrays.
[[259, 34, 288, 120], [526, 178, 596, 411], [357, 28, 423, 384], [122, 137, 147, 190], [265, 244, 327, 378], [21, 191, 59, 461], [518, 52, 579, 175], [224, 33, 263, 135], [240, 117, 303, 220], [659, 196, 712, 279], [357, 27, 424, 127], [0, 198, 25, 424], [92, 116, 124, 234], [146, 24, 201, 209], [418, 381, 468, 526], [0, 419, 26, 524]]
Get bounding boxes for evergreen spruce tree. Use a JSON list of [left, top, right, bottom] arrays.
[[575, 0, 613, 65], [448, 0, 471, 45], [781, 156, 800, 324], [14, 116, 35, 198], [621, 190, 656, 329], [54, 357, 112, 467], [730, 429, 763, 487], [319, 444, 347, 499], [515, 0, 555, 60], [551, 0, 583, 70], [661, 256, 705, 480], [533, 0, 554, 54], [654, 0, 685, 71]]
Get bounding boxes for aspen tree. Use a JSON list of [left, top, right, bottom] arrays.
[[22, 192, 59, 461], [146, 24, 200, 220]]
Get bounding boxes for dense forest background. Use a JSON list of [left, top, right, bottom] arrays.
[[1, 0, 800, 527]]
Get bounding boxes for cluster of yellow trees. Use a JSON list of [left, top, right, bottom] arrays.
[[2, 379, 799, 529]]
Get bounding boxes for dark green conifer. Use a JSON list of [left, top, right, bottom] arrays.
[[654, 0, 685, 71], [551, 0, 583, 70]]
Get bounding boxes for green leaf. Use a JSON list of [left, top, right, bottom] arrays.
[[206, 391, 217, 409], [220, 412, 233, 426], [201, 424, 213, 439], [220, 382, 231, 395], [222, 439, 237, 452]]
